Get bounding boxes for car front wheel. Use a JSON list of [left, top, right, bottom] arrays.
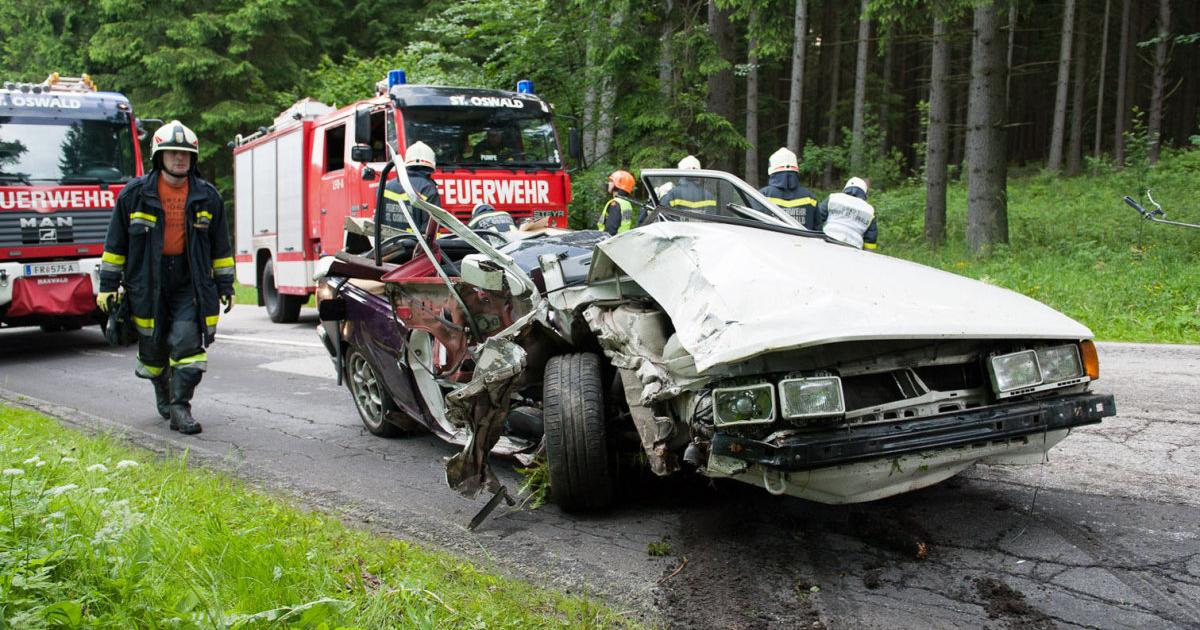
[[543, 352, 614, 511]]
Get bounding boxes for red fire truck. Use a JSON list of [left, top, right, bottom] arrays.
[[1, 74, 144, 331], [231, 71, 576, 323]]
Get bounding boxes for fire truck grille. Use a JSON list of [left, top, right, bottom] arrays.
[[0, 210, 111, 249]]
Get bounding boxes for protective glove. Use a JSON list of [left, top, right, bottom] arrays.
[[96, 291, 118, 313], [220, 294, 235, 314]]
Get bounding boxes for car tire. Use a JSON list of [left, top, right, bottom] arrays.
[[543, 352, 614, 511], [262, 260, 302, 324], [344, 346, 406, 437]]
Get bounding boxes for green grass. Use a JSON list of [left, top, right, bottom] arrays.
[[233, 283, 314, 308], [868, 149, 1200, 344], [0, 404, 633, 629]]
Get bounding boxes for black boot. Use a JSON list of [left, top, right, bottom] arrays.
[[151, 372, 171, 420], [168, 368, 203, 435]]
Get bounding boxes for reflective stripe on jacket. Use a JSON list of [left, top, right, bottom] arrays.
[[759, 172, 818, 228]]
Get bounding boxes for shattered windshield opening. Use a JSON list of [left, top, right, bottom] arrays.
[[642, 173, 819, 236], [402, 107, 561, 169]]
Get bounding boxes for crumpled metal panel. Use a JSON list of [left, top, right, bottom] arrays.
[[593, 222, 1093, 373], [444, 337, 528, 498]]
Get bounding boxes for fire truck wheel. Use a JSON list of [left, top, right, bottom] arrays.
[[262, 260, 303, 324], [344, 345, 412, 437]]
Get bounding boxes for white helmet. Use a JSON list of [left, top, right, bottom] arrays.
[[768, 147, 799, 175], [151, 120, 199, 158], [678, 154, 701, 170], [844, 177, 869, 198], [404, 141, 436, 169]]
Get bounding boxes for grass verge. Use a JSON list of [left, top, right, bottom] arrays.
[[0, 404, 632, 629], [872, 149, 1200, 343]]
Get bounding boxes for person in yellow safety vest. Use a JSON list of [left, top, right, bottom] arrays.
[[598, 170, 637, 235], [758, 147, 819, 229], [381, 141, 439, 233], [658, 155, 717, 214], [468, 203, 517, 233]]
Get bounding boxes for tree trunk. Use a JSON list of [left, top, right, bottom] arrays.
[[786, 0, 808, 154], [1006, 0, 1017, 108], [1047, 0, 1076, 172], [880, 33, 894, 154], [1094, 0, 1110, 159], [659, 0, 674, 102], [966, 1, 1008, 255], [850, 0, 870, 172], [1147, 0, 1169, 164], [581, 7, 598, 164], [925, 16, 950, 248], [1067, 18, 1088, 176], [823, 18, 843, 189], [745, 29, 760, 186], [1113, 0, 1131, 166], [706, 0, 737, 172], [594, 8, 625, 164]]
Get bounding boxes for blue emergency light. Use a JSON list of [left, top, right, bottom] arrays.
[[388, 70, 407, 88], [517, 80, 534, 94]]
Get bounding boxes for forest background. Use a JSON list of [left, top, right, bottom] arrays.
[[2, 0, 1198, 340]]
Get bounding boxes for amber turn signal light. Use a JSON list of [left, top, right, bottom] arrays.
[[1079, 340, 1099, 380]]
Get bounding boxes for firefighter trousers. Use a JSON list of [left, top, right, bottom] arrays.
[[135, 255, 206, 410]]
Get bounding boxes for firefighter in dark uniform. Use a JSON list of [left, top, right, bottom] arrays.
[[467, 203, 517, 234], [95, 121, 234, 435], [381, 141, 439, 233], [758, 147, 819, 229], [598, 170, 636, 236], [658, 155, 716, 214]]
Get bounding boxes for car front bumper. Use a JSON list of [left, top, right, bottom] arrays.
[[711, 393, 1116, 472]]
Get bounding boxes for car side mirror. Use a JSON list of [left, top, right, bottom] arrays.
[[351, 144, 373, 163], [361, 166, 377, 181], [567, 127, 582, 164], [354, 108, 371, 145]]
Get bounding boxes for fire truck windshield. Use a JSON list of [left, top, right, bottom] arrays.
[[0, 116, 137, 184], [400, 107, 561, 169]]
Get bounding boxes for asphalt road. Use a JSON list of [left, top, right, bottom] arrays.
[[1, 309, 1197, 629]]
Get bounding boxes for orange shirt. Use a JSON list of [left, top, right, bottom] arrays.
[[158, 178, 188, 255]]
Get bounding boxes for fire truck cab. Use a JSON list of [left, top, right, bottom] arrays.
[[0, 74, 144, 331], [232, 72, 575, 323]]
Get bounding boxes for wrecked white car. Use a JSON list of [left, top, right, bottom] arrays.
[[316, 163, 1116, 511]]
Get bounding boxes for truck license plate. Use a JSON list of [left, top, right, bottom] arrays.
[[24, 262, 80, 277]]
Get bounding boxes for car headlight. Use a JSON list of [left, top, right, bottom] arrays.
[[1037, 344, 1083, 382], [988, 350, 1042, 393], [779, 376, 845, 419], [712, 384, 775, 426]]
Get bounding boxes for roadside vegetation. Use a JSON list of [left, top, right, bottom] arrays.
[[875, 148, 1200, 344], [0, 404, 631, 629]]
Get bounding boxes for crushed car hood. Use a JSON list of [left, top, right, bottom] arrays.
[[591, 222, 1093, 373]]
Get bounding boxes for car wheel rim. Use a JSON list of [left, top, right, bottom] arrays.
[[349, 354, 383, 426]]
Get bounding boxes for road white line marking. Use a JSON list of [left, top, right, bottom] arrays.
[[216, 333, 324, 349], [259, 357, 337, 380]]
